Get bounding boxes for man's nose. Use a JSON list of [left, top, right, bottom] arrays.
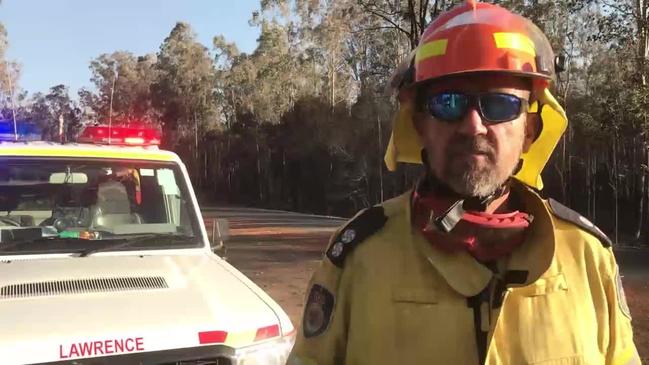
[[456, 107, 488, 136]]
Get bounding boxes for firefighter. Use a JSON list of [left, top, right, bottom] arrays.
[[288, 1, 641, 364]]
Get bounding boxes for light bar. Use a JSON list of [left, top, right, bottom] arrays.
[[78, 125, 161, 146]]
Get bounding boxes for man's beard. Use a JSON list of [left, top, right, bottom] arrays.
[[441, 135, 520, 198]]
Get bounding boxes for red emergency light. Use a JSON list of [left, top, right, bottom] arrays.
[[78, 125, 161, 146]]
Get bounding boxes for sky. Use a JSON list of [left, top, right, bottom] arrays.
[[0, 0, 261, 96]]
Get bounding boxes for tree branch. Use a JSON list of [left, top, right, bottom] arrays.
[[352, 26, 402, 34], [408, 0, 417, 46], [421, 0, 431, 31], [602, 0, 634, 18], [431, 0, 441, 19], [358, 1, 412, 38]]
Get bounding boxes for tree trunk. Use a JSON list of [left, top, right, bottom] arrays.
[[593, 153, 598, 222], [587, 151, 591, 218], [613, 134, 619, 244], [635, 0, 648, 84], [194, 111, 199, 187], [561, 135, 567, 202], [282, 149, 287, 203], [377, 113, 384, 203], [204, 148, 208, 186], [256, 126, 263, 203], [331, 65, 336, 109], [227, 108, 233, 197], [646, 148, 649, 243], [636, 166, 646, 241]]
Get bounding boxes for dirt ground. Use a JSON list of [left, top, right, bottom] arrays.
[[225, 230, 649, 361], [225, 231, 327, 323]]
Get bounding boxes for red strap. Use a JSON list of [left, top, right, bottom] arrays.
[[461, 211, 531, 229], [412, 191, 531, 261]]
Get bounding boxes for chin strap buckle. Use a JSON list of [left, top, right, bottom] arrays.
[[434, 200, 466, 233]]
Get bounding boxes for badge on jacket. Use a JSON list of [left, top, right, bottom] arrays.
[[303, 284, 335, 338], [615, 266, 632, 320]]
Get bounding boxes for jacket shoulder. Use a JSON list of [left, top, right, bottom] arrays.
[[547, 198, 612, 248], [325, 205, 388, 267], [324, 192, 409, 267]]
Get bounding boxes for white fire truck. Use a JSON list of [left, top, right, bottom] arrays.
[[0, 125, 294, 364]]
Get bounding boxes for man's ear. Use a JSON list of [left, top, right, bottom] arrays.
[[523, 112, 541, 153]]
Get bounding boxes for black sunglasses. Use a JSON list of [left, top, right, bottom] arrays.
[[426, 92, 529, 124]]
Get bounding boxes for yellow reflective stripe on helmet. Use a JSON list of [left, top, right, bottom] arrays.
[[0, 147, 175, 161], [415, 39, 448, 63], [493, 32, 536, 56]]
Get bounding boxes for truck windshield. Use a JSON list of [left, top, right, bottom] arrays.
[[0, 158, 201, 255]]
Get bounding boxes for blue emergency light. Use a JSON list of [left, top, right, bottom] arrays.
[[0, 119, 42, 141]]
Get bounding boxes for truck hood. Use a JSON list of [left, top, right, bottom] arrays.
[[0, 253, 286, 364]]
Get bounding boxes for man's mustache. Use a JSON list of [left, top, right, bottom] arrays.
[[446, 135, 496, 160]]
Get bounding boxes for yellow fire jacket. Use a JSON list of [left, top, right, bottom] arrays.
[[288, 184, 641, 365]]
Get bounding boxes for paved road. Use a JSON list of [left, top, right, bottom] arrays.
[[202, 206, 346, 228], [202, 206, 344, 246]]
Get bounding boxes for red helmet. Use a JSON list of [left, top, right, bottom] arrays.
[[393, 0, 557, 92]]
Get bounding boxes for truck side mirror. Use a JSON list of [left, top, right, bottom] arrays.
[[210, 218, 229, 259]]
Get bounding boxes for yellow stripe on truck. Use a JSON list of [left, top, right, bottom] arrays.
[[0, 147, 175, 161]]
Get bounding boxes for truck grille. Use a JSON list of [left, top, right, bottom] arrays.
[[0, 276, 168, 299]]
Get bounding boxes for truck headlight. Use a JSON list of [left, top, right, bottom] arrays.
[[233, 332, 295, 365]]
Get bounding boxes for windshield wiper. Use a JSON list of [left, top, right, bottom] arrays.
[[0, 236, 85, 252], [78, 233, 196, 257]]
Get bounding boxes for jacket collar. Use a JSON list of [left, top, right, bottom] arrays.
[[398, 182, 556, 296], [505, 183, 556, 287]]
